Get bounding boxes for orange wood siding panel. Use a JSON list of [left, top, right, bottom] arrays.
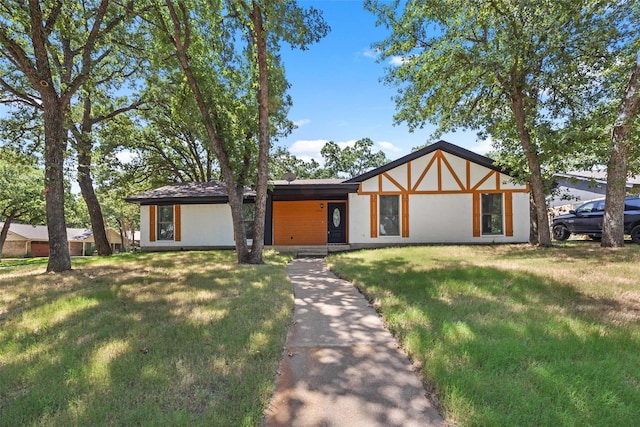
[[402, 193, 409, 237], [174, 205, 181, 241], [149, 205, 156, 242], [505, 192, 513, 236], [472, 193, 480, 237], [273, 201, 327, 245], [370, 195, 378, 238]]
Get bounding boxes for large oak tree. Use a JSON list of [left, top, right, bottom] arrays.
[[147, 0, 328, 263], [0, 0, 138, 271]]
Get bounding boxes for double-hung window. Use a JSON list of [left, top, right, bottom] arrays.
[[157, 205, 174, 240], [481, 193, 503, 235], [243, 203, 255, 241], [379, 195, 400, 236]]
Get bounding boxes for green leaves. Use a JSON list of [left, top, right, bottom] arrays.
[[321, 137, 389, 179], [0, 150, 45, 224]]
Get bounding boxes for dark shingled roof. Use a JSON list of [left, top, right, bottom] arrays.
[[125, 181, 256, 205], [125, 141, 508, 205], [270, 178, 359, 201]]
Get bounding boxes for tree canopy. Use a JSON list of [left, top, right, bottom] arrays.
[[365, 0, 635, 246], [144, 0, 328, 263]]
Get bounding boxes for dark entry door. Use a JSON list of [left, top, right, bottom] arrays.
[[327, 203, 347, 244]]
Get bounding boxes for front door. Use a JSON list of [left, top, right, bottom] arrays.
[[327, 202, 347, 244]]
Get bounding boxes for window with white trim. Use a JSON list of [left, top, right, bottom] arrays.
[[379, 195, 399, 236], [481, 193, 503, 235], [157, 205, 174, 240]]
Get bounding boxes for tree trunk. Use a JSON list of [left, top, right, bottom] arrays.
[[0, 214, 15, 261], [602, 63, 640, 247], [76, 100, 112, 256], [511, 94, 552, 246], [42, 98, 72, 272], [226, 185, 250, 263], [117, 218, 128, 252], [247, 1, 269, 265], [78, 165, 113, 256], [164, 0, 250, 263], [529, 193, 539, 245]]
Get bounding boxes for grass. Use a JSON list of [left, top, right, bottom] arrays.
[[327, 242, 640, 426], [0, 251, 293, 426]]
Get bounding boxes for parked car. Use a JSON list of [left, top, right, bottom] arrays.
[[552, 196, 640, 243]]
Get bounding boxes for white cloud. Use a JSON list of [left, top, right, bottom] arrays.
[[362, 48, 379, 59], [289, 139, 329, 163], [389, 56, 406, 66], [292, 118, 310, 128], [471, 138, 495, 155], [337, 139, 357, 149], [377, 140, 403, 154]]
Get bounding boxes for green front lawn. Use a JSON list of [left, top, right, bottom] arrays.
[[0, 251, 293, 426], [328, 243, 640, 426]]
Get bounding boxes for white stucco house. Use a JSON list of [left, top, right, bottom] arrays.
[[126, 140, 530, 251]]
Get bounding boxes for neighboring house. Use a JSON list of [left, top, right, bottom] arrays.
[[549, 171, 640, 214], [0, 223, 122, 257], [126, 140, 531, 251]]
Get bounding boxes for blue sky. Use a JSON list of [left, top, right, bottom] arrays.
[[276, 0, 492, 164]]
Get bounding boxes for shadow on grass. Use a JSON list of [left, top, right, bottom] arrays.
[[0, 252, 293, 426], [489, 240, 640, 263], [329, 254, 640, 426]]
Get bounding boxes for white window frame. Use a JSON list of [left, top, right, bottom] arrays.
[[379, 195, 400, 237], [481, 193, 503, 236], [157, 205, 175, 241]]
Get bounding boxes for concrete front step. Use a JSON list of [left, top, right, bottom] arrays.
[[270, 245, 350, 257]]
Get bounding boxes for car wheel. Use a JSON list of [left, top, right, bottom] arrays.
[[552, 224, 570, 241], [631, 225, 640, 244]]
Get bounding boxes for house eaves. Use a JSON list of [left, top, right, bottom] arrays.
[[554, 172, 640, 188], [270, 179, 359, 201], [125, 181, 256, 205]]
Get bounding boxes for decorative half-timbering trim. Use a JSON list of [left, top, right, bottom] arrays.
[[505, 193, 513, 237], [149, 205, 156, 242], [360, 150, 527, 196], [440, 152, 466, 191], [411, 152, 438, 192], [370, 195, 378, 238], [382, 172, 406, 191], [174, 205, 181, 242], [472, 193, 481, 237], [355, 149, 528, 240], [401, 193, 409, 237], [472, 170, 497, 191]]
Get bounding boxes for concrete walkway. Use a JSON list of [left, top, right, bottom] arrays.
[[264, 258, 444, 427]]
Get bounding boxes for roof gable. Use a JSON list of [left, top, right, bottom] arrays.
[[346, 140, 504, 183]]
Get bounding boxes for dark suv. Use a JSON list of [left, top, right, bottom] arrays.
[[552, 196, 640, 243]]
